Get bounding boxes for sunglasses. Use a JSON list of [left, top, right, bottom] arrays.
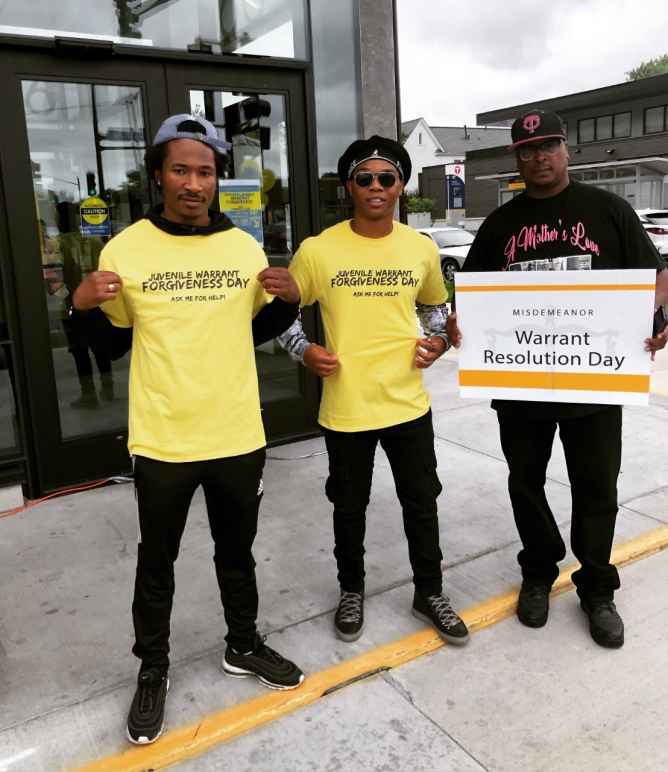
[[352, 171, 399, 188], [517, 139, 563, 162]]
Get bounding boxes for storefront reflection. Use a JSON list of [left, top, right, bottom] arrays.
[[190, 87, 299, 403], [23, 81, 148, 439], [0, 1, 307, 59]]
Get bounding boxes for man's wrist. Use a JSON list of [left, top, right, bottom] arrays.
[[432, 332, 450, 351]]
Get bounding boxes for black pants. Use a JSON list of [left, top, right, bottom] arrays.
[[497, 406, 622, 602], [323, 410, 444, 597], [132, 449, 265, 671]]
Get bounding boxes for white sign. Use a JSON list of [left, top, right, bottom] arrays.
[[455, 269, 656, 406], [445, 162, 465, 182]]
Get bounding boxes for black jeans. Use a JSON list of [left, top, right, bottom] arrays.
[[323, 410, 444, 597], [132, 449, 265, 671], [497, 406, 622, 602]]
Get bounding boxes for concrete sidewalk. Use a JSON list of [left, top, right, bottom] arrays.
[[0, 350, 667, 771]]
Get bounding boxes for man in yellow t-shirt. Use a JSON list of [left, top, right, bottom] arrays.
[[276, 137, 469, 647], [73, 114, 304, 746]]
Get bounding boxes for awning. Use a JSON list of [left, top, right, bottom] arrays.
[[475, 156, 668, 182]]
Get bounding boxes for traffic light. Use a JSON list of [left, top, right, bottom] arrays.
[[86, 171, 97, 196]]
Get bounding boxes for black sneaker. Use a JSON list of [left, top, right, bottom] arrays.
[[334, 591, 364, 642], [223, 635, 304, 690], [517, 581, 551, 628], [580, 599, 624, 649], [412, 591, 469, 645], [126, 668, 169, 745]]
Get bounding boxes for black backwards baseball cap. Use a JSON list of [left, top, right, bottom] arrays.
[[152, 113, 231, 154], [509, 109, 566, 151], [337, 135, 412, 185]]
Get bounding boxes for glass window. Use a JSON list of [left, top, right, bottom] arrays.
[[190, 88, 299, 403], [21, 80, 151, 440], [578, 118, 595, 143], [310, 0, 361, 229], [0, 217, 20, 457], [0, 0, 308, 58], [644, 105, 666, 134], [596, 115, 612, 140], [613, 111, 631, 137]]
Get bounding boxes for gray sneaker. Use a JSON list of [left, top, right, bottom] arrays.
[[334, 591, 364, 641]]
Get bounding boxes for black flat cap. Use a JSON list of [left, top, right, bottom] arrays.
[[337, 135, 412, 184]]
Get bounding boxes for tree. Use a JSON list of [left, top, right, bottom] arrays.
[[626, 53, 668, 81], [405, 195, 434, 214]]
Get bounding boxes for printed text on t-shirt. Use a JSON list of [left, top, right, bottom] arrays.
[[504, 221, 601, 268], [330, 268, 419, 288]]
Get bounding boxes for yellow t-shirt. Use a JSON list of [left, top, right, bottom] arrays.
[[99, 218, 270, 462], [290, 220, 446, 431]]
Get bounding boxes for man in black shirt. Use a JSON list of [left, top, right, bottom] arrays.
[[452, 109, 668, 648]]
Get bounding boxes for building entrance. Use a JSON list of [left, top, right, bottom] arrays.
[[0, 42, 319, 495]]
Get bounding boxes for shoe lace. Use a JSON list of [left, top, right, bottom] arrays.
[[338, 591, 363, 623], [137, 671, 163, 713], [426, 594, 460, 627]]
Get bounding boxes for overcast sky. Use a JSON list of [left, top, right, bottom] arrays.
[[397, 0, 668, 127]]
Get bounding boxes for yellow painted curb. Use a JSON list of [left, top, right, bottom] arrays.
[[75, 522, 668, 772]]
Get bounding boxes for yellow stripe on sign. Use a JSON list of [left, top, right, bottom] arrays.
[[456, 283, 655, 293], [459, 370, 650, 393], [74, 523, 668, 772]]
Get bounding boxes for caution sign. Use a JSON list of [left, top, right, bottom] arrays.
[[80, 196, 111, 237], [219, 179, 264, 245]]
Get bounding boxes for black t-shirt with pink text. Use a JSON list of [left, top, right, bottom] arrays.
[[461, 180, 666, 418]]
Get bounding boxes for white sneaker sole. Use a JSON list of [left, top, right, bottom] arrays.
[[222, 661, 305, 691], [126, 677, 170, 745]]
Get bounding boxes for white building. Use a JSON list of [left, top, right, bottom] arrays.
[[402, 117, 512, 193]]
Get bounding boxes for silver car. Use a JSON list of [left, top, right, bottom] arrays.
[[417, 226, 474, 282], [636, 209, 668, 256]]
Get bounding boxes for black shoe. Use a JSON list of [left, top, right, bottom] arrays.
[[223, 635, 304, 690], [580, 599, 624, 649], [412, 591, 469, 645], [126, 668, 169, 745], [334, 591, 364, 642], [517, 581, 551, 628]]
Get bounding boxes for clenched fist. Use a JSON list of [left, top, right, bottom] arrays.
[[303, 344, 339, 377], [257, 267, 300, 304], [73, 271, 123, 310]]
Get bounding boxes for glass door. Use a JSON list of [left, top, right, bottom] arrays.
[[0, 48, 168, 493], [1, 45, 318, 494], [167, 61, 319, 440]]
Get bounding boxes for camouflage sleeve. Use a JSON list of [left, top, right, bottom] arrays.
[[276, 313, 311, 364], [416, 302, 449, 344]]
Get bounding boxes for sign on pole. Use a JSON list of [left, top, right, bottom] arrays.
[[455, 269, 656, 406]]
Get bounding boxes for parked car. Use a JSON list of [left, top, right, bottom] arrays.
[[416, 226, 474, 282], [635, 209, 668, 256]]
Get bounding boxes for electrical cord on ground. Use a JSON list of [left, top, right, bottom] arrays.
[[0, 476, 133, 520], [0, 452, 326, 521], [266, 450, 327, 461]]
